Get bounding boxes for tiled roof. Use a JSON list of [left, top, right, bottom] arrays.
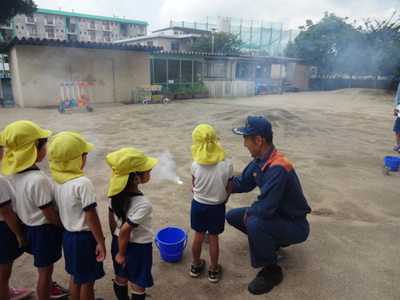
[[154, 50, 305, 62], [1, 37, 162, 53]]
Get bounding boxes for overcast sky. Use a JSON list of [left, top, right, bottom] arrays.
[[33, 0, 399, 32]]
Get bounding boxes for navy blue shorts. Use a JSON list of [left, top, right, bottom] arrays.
[[190, 199, 226, 235], [63, 230, 105, 284], [111, 235, 154, 288], [393, 118, 400, 133], [0, 221, 25, 264], [24, 224, 63, 268]]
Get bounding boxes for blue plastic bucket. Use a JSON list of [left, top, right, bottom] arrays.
[[155, 227, 188, 262], [383, 156, 400, 171]]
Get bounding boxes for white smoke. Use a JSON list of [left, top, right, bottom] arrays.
[[152, 150, 182, 184]]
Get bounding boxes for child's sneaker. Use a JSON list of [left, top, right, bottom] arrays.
[[50, 282, 69, 299], [394, 146, 400, 151], [208, 264, 222, 283], [9, 286, 35, 300], [190, 259, 205, 277]]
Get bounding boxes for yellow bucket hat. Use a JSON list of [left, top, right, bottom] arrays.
[[48, 131, 94, 184], [106, 148, 158, 197], [0, 121, 52, 175], [191, 124, 226, 165]]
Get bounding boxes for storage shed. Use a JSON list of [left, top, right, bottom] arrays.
[[1, 37, 161, 107]]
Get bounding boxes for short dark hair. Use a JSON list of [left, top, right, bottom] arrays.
[[37, 138, 48, 151], [249, 134, 273, 145]]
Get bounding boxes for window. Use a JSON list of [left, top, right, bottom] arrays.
[[152, 59, 166, 83], [26, 16, 36, 23], [171, 41, 180, 51], [45, 27, 55, 38], [89, 32, 97, 42], [103, 33, 111, 42], [88, 20, 97, 30], [102, 21, 111, 31], [147, 41, 154, 47], [26, 25, 37, 37], [44, 15, 54, 25], [207, 62, 226, 78]]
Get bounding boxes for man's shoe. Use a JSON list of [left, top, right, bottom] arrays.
[[190, 259, 205, 277], [248, 266, 283, 295], [50, 282, 70, 299]]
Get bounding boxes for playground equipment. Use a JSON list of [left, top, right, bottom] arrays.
[[136, 85, 170, 104], [57, 81, 93, 114]]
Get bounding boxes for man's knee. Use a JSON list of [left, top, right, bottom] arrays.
[[225, 207, 245, 224]]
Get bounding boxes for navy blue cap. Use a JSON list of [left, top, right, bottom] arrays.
[[232, 116, 272, 138]]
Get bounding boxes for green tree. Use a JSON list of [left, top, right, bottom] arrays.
[[361, 11, 400, 79], [0, 0, 37, 25], [186, 32, 243, 54], [287, 12, 364, 78]]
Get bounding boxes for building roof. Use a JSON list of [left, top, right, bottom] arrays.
[[115, 32, 201, 44], [152, 26, 211, 35], [37, 8, 148, 25], [0, 37, 162, 54], [154, 50, 305, 64]]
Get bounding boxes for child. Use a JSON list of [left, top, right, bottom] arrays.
[[393, 105, 400, 151], [106, 148, 158, 300], [0, 121, 69, 300], [189, 124, 234, 282], [48, 131, 106, 300], [0, 133, 35, 300]]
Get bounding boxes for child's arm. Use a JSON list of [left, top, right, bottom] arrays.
[[115, 222, 134, 267], [224, 179, 233, 203], [0, 203, 26, 248], [108, 209, 117, 235], [85, 207, 106, 262], [42, 205, 63, 227]]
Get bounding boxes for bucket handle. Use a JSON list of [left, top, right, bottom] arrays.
[[154, 233, 188, 250], [182, 234, 188, 250], [155, 237, 160, 250]]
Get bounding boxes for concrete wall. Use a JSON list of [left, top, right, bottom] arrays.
[[8, 45, 150, 107]]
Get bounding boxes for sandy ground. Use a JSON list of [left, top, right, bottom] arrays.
[[1, 88, 400, 300]]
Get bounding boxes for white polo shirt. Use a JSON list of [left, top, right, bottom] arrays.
[[12, 169, 54, 226], [109, 193, 153, 244], [192, 158, 234, 205], [53, 176, 100, 232], [0, 175, 17, 221]]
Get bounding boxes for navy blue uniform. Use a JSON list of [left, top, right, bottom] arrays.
[[226, 145, 311, 268]]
